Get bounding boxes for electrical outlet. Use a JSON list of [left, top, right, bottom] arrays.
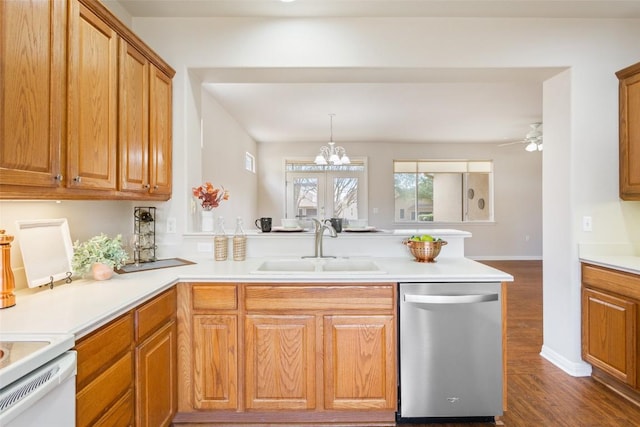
[[166, 217, 177, 234], [198, 242, 213, 252], [582, 216, 592, 232]]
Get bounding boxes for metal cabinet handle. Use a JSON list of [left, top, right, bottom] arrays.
[[73, 176, 82, 183], [54, 174, 63, 181], [404, 293, 498, 305]]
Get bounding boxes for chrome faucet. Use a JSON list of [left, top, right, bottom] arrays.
[[304, 218, 337, 258]]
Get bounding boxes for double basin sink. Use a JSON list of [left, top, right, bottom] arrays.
[[252, 258, 386, 274]]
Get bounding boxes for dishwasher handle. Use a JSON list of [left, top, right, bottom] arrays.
[[404, 293, 499, 305]]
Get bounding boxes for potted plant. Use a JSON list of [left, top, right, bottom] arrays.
[[72, 233, 128, 280]]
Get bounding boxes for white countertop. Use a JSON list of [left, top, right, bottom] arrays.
[[578, 243, 640, 275], [0, 256, 513, 340], [579, 255, 640, 275]]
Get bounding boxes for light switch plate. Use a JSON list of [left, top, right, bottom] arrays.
[[582, 216, 592, 232]]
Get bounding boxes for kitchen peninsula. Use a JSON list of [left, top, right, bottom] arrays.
[[0, 230, 513, 426]]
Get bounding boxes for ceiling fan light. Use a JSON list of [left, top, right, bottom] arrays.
[[537, 143, 543, 151], [525, 141, 538, 152]]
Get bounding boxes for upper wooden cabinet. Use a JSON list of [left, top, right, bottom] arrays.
[[119, 42, 173, 196], [617, 61, 640, 200], [0, 0, 175, 200], [67, 0, 119, 191], [0, 0, 67, 189]]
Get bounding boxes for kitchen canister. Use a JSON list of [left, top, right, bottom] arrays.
[[233, 217, 246, 261], [214, 216, 228, 261], [0, 230, 16, 308]]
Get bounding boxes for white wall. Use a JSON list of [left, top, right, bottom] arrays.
[[259, 140, 542, 258], [126, 15, 640, 375]]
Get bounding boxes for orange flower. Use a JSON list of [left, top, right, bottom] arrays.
[[192, 182, 229, 210]]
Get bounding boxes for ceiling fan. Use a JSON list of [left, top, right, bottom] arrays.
[[499, 123, 543, 151]]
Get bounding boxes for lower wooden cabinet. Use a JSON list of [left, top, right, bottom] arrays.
[[582, 263, 640, 402], [176, 282, 397, 425], [324, 315, 396, 409], [75, 288, 177, 427], [245, 314, 316, 410]]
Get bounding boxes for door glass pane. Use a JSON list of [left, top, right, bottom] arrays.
[[333, 177, 358, 219], [293, 177, 318, 218], [417, 173, 434, 222]]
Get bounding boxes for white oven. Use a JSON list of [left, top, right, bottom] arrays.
[[0, 334, 76, 427]]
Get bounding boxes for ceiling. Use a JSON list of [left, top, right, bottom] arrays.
[[113, 0, 640, 145]]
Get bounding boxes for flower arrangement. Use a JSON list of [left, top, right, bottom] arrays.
[[72, 233, 129, 275], [192, 182, 229, 210]]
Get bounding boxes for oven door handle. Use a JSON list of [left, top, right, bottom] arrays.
[[404, 293, 499, 304]]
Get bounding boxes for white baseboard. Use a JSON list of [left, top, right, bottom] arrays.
[[540, 345, 592, 377]]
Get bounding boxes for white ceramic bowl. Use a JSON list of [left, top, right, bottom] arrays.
[[281, 218, 299, 229], [348, 219, 368, 229]]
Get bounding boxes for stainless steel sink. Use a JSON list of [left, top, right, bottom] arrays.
[[252, 258, 385, 274]]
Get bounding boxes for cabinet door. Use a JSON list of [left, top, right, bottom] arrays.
[[0, 0, 66, 188], [136, 320, 177, 427], [619, 65, 640, 200], [245, 315, 316, 410], [149, 65, 172, 196], [192, 314, 238, 409], [582, 288, 637, 386], [67, 0, 118, 191], [119, 40, 149, 193], [323, 315, 396, 409]]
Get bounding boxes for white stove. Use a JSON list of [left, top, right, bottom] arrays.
[[0, 333, 76, 426]]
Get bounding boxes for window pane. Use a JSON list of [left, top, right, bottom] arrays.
[[333, 177, 358, 219], [293, 177, 318, 218], [394, 173, 416, 222], [433, 173, 463, 221], [417, 173, 434, 222]]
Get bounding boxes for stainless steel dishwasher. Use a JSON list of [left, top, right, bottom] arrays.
[[397, 282, 503, 423]]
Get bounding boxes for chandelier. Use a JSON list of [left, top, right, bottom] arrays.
[[314, 114, 350, 165]]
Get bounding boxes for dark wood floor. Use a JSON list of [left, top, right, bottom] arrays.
[[404, 260, 640, 427]]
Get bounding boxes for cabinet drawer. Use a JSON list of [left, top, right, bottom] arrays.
[[136, 287, 176, 341], [245, 284, 395, 311], [92, 388, 134, 427], [76, 312, 133, 388], [193, 284, 237, 311], [582, 263, 640, 300], [76, 352, 133, 427]]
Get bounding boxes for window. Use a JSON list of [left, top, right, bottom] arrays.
[[285, 160, 367, 220], [394, 160, 493, 223]]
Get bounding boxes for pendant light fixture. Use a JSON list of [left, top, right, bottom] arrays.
[[314, 114, 350, 166]]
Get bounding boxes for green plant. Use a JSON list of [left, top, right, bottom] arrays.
[[72, 233, 128, 275]]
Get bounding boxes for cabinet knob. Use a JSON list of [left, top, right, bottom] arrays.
[[73, 176, 82, 183], [54, 174, 63, 182], [143, 184, 150, 189], [153, 185, 158, 190]]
